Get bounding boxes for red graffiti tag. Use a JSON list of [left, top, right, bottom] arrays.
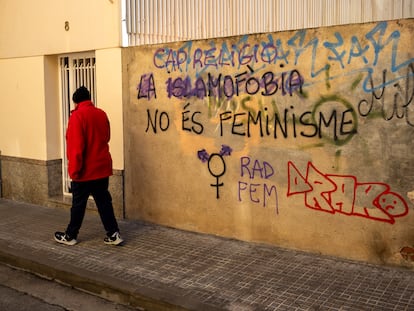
[[287, 161, 409, 224]]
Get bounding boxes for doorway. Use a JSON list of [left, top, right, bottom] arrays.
[[59, 52, 96, 193]]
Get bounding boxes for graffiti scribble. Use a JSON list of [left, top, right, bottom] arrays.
[[197, 149, 210, 163], [287, 161, 409, 224], [219, 145, 233, 156]]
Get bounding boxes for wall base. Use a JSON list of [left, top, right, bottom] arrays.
[[0, 155, 124, 218]]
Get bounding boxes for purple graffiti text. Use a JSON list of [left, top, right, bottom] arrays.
[[137, 73, 157, 100], [238, 156, 278, 214], [165, 69, 303, 100]]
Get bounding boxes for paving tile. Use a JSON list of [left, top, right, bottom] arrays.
[[0, 199, 413, 310]]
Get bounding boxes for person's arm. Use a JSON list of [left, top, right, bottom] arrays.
[[66, 114, 85, 180]]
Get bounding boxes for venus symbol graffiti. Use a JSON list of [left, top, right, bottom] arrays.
[[197, 145, 233, 199]]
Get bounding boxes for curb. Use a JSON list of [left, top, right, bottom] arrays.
[[0, 242, 217, 311]]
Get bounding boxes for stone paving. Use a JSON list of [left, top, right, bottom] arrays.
[[0, 199, 413, 310]]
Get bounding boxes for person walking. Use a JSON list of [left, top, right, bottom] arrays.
[[54, 86, 123, 246]]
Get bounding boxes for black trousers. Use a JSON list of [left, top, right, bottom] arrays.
[[66, 177, 119, 239]]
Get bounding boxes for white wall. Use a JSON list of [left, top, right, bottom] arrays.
[[96, 48, 124, 169], [0, 0, 121, 59], [0, 0, 124, 170], [0, 57, 49, 160]]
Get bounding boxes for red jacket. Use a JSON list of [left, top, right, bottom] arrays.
[[66, 100, 113, 181]]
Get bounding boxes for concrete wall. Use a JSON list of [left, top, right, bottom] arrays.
[[123, 19, 414, 267]]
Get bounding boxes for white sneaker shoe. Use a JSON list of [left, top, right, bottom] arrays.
[[104, 232, 124, 245], [54, 231, 77, 246]]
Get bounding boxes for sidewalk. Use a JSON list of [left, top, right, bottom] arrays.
[[0, 199, 413, 311]]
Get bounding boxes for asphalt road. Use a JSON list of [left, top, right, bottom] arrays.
[[0, 263, 139, 311]]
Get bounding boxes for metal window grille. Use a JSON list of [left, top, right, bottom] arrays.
[[124, 0, 414, 46], [59, 53, 96, 194]]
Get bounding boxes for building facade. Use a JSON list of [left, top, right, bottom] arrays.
[[0, 0, 413, 266]]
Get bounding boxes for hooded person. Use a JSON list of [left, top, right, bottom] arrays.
[[54, 86, 123, 246]]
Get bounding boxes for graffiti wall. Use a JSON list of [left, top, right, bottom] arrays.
[[123, 19, 414, 266]]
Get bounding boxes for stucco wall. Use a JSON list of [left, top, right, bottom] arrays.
[[96, 48, 125, 170], [0, 56, 50, 160], [123, 19, 414, 266], [0, 49, 123, 164], [0, 0, 121, 59]]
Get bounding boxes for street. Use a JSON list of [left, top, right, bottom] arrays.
[[0, 263, 139, 311]]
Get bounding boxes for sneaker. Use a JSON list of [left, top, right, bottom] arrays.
[[54, 231, 77, 246], [104, 232, 124, 245]]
